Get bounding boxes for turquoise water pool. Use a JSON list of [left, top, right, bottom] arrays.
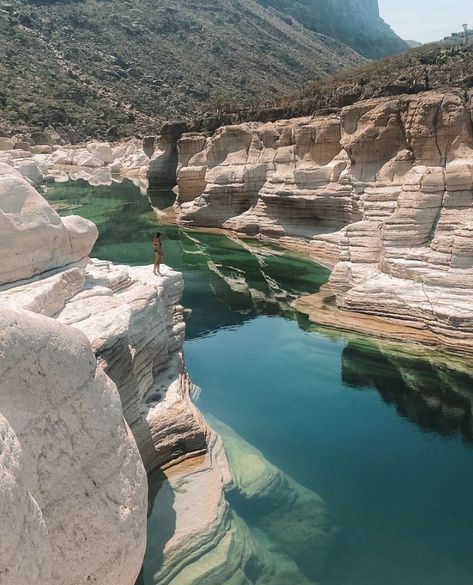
[[45, 178, 473, 585]]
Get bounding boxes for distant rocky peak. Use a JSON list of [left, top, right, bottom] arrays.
[[258, 0, 408, 58]]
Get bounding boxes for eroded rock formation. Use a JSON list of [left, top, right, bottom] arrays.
[[0, 166, 204, 583], [143, 419, 335, 585], [0, 164, 97, 284], [0, 167, 206, 473], [0, 307, 147, 585], [171, 90, 473, 355]]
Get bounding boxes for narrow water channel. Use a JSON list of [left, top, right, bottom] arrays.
[[44, 178, 473, 585]]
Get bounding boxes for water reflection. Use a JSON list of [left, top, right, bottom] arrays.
[[44, 178, 330, 340], [342, 340, 473, 445]]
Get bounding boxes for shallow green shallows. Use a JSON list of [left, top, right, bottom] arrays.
[[45, 179, 473, 585]]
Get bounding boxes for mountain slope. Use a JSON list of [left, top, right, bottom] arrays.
[[193, 39, 473, 129], [258, 0, 408, 58], [0, 0, 364, 139]]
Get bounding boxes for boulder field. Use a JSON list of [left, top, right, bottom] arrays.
[[155, 90, 473, 356], [0, 138, 150, 192]]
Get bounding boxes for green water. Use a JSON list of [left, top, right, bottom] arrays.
[[45, 179, 473, 585]]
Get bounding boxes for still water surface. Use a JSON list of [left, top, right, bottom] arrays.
[[45, 178, 473, 585]]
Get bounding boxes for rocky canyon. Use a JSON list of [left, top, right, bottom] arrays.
[[2, 1, 473, 583], [0, 149, 335, 585], [153, 90, 473, 357]]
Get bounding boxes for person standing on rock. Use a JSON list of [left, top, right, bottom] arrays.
[[153, 232, 163, 275]]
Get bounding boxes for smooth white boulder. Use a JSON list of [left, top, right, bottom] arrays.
[[71, 149, 105, 168], [0, 307, 147, 585], [87, 142, 114, 164], [0, 171, 98, 284], [49, 149, 70, 165]]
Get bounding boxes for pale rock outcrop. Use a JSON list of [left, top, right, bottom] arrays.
[[0, 307, 147, 585], [0, 148, 44, 186], [0, 137, 15, 151], [0, 160, 209, 582], [0, 169, 205, 472], [38, 138, 150, 182], [87, 141, 114, 164], [71, 149, 105, 168], [0, 257, 206, 473], [171, 90, 473, 354], [0, 167, 97, 284]]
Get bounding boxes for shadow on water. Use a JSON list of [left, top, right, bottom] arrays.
[[136, 468, 176, 585]]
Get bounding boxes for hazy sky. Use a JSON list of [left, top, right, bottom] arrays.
[[378, 0, 471, 43]]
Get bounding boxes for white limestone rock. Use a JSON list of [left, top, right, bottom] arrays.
[[0, 169, 97, 284], [0, 307, 147, 585], [49, 148, 71, 165], [71, 149, 105, 168], [87, 141, 114, 164], [0, 415, 52, 585]]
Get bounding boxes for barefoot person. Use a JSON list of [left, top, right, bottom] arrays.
[[153, 232, 163, 275]]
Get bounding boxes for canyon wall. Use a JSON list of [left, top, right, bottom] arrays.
[[170, 90, 473, 355], [0, 163, 335, 584], [0, 166, 207, 474]]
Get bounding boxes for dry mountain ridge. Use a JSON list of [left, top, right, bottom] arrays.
[[258, 0, 408, 58], [194, 39, 473, 130], [0, 0, 365, 140]]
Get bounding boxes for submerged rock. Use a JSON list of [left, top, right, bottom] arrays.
[[144, 418, 334, 585]]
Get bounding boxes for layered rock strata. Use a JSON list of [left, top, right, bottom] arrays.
[[0, 164, 334, 584], [171, 90, 473, 355], [0, 166, 206, 472]]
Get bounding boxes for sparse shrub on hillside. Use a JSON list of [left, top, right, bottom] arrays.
[[193, 39, 473, 129]]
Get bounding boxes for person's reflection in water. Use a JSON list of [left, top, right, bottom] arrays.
[[153, 232, 163, 275]]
